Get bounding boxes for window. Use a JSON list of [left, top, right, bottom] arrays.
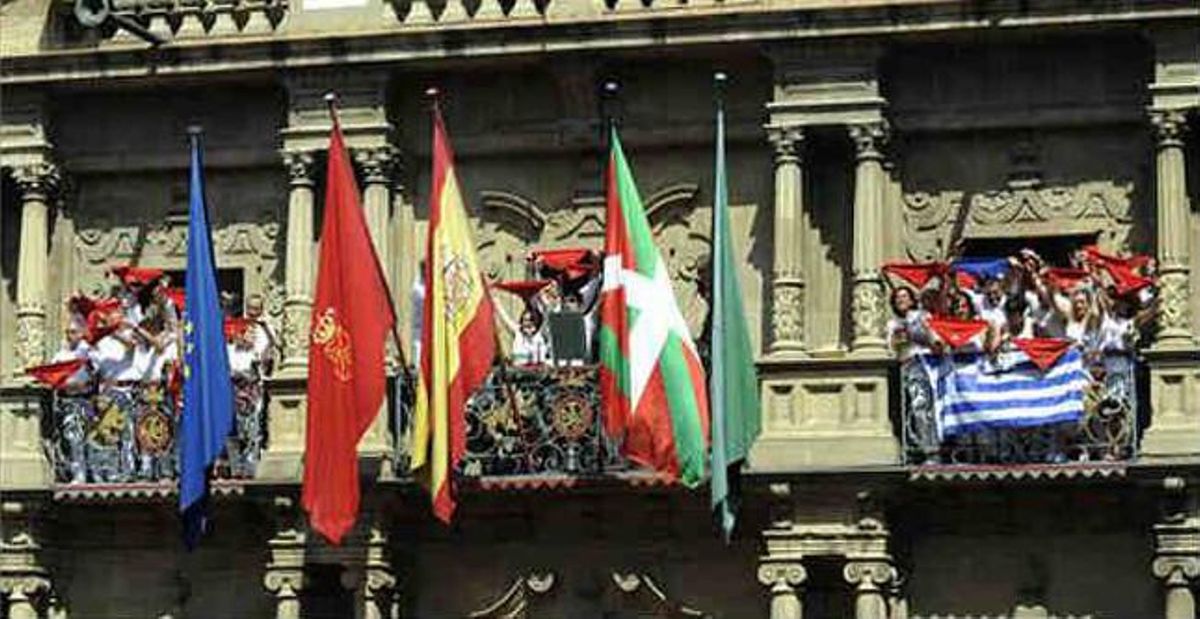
[[959, 233, 1098, 266], [161, 268, 246, 315]]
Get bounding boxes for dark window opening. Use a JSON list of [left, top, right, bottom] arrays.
[[161, 268, 245, 315], [960, 233, 1098, 266], [299, 564, 354, 619]]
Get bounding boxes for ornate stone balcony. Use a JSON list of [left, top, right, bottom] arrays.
[[72, 0, 937, 44], [900, 351, 1139, 468], [37, 377, 265, 490], [455, 365, 636, 484]]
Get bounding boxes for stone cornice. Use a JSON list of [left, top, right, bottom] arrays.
[[2, 2, 1197, 86]]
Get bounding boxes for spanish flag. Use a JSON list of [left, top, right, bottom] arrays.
[[410, 103, 497, 523]]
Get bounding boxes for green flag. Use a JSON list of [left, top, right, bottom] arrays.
[[710, 75, 762, 540]]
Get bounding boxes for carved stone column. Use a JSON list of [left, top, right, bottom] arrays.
[[843, 560, 894, 619], [767, 127, 807, 355], [848, 122, 889, 355], [281, 151, 316, 370], [1149, 110, 1194, 347], [362, 526, 396, 619], [353, 147, 396, 458], [1153, 496, 1200, 619], [11, 162, 58, 374], [0, 501, 52, 619], [354, 147, 395, 282], [1153, 556, 1199, 619], [757, 560, 806, 619], [886, 573, 908, 619], [263, 496, 307, 619]]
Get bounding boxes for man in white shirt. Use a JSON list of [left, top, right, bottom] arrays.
[[89, 314, 141, 482], [53, 317, 94, 483], [227, 321, 263, 478], [245, 294, 278, 376], [411, 265, 426, 366]]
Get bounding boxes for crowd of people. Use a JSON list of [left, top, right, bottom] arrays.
[[885, 244, 1159, 368], [33, 266, 277, 484], [487, 249, 602, 368]]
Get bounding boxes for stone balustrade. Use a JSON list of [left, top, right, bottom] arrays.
[[104, 0, 288, 42]]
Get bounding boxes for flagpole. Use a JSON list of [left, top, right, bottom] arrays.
[[324, 91, 414, 382]]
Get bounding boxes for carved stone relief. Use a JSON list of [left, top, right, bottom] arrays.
[[468, 571, 556, 619], [71, 216, 283, 328], [474, 183, 713, 335], [901, 181, 1135, 261], [467, 570, 710, 619]]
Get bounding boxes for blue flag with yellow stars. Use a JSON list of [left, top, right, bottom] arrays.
[[179, 127, 235, 549]]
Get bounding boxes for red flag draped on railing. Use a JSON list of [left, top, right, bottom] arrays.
[[1012, 338, 1074, 371], [302, 102, 396, 545], [26, 359, 88, 389], [927, 316, 989, 349]]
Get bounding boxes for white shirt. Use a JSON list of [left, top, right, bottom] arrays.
[[227, 343, 257, 376], [888, 309, 931, 360], [411, 275, 426, 363], [511, 331, 550, 366], [965, 289, 1007, 334], [1099, 315, 1135, 352], [249, 321, 275, 366], [151, 336, 179, 381], [91, 333, 144, 382]]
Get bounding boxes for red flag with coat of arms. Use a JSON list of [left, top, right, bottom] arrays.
[[302, 111, 396, 545]]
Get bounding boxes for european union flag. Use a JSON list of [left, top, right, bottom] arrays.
[[180, 127, 235, 549]]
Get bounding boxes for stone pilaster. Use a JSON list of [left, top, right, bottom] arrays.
[[362, 525, 397, 619], [757, 560, 806, 619], [281, 151, 316, 371], [1153, 556, 1199, 619], [766, 126, 807, 355], [353, 147, 398, 459], [1149, 110, 1194, 347], [843, 559, 894, 619], [354, 147, 396, 283], [263, 496, 307, 619], [0, 501, 52, 619], [848, 121, 889, 356], [11, 162, 58, 375]]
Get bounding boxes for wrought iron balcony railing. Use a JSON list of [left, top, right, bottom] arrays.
[[900, 351, 1138, 467], [40, 374, 265, 487], [456, 365, 627, 481]]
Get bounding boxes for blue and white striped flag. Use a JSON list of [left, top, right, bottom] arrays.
[[919, 349, 1088, 438]]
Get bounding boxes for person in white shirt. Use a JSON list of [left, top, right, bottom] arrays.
[[411, 265, 426, 366], [53, 317, 94, 483], [887, 287, 932, 361], [227, 323, 264, 478], [89, 312, 141, 482], [964, 275, 1009, 336], [496, 303, 551, 367], [244, 294, 278, 376]]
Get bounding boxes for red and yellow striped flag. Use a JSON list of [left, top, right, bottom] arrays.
[[410, 104, 497, 522]]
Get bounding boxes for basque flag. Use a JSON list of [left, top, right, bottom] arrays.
[[179, 128, 236, 549]]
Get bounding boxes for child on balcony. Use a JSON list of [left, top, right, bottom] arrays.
[[496, 303, 551, 367]]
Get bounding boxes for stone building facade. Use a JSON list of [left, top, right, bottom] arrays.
[[1, 0, 1199, 617]]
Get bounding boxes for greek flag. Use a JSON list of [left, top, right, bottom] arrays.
[[919, 349, 1088, 438]]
